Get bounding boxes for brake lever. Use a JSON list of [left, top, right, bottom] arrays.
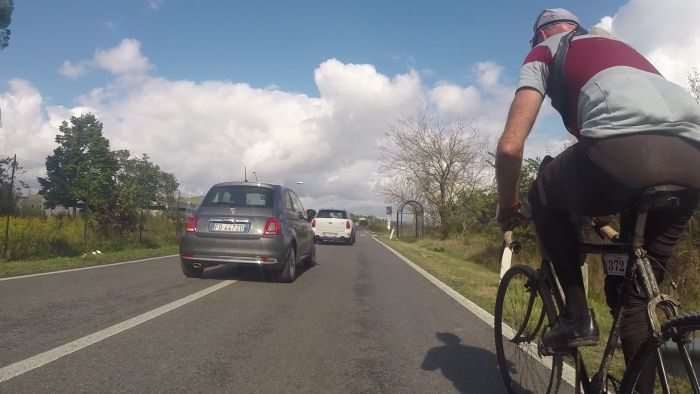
[[503, 231, 521, 254]]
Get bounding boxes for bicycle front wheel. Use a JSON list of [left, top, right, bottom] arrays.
[[620, 314, 700, 394], [495, 265, 563, 394]]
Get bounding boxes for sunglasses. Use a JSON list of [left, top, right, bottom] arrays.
[[529, 28, 547, 48], [530, 21, 584, 48]]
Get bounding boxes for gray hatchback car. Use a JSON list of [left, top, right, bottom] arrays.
[[179, 182, 316, 282]]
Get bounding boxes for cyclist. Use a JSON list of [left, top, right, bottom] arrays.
[[495, 7, 700, 390]]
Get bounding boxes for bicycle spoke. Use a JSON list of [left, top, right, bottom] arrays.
[[678, 341, 700, 394], [496, 266, 561, 394]]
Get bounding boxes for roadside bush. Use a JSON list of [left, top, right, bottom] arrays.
[[420, 211, 699, 314], [0, 214, 178, 261]]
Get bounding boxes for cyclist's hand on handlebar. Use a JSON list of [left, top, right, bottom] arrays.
[[497, 202, 527, 231]]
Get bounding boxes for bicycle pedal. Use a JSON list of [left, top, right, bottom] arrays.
[[591, 372, 621, 394], [537, 341, 568, 356]]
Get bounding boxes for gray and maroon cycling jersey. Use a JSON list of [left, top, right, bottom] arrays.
[[518, 32, 700, 143]]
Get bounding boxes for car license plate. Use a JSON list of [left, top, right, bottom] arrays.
[[603, 254, 628, 277], [210, 223, 246, 233], [323, 232, 336, 237]]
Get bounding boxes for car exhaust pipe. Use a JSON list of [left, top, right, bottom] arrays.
[[192, 263, 202, 270]]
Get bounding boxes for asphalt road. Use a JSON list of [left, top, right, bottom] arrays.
[[0, 231, 516, 393]]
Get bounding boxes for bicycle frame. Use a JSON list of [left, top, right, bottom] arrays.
[[534, 225, 683, 393], [499, 185, 699, 393]]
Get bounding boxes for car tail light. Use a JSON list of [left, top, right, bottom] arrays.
[[311, 219, 316, 228], [346, 220, 351, 229], [185, 215, 198, 232], [263, 217, 282, 237]]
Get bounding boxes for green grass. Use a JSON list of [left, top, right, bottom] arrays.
[[379, 234, 501, 313], [0, 244, 178, 278]]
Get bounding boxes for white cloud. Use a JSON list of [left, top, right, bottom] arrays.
[[593, 16, 614, 34], [59, 38, 153, 79], [430, 84, 481, 116], [94, 39, 152, 76], [474, 62, 503, 90], [6, 42, 522, 215], [0, 80, 71, 182], [146, 0, 163, 10], [596, 0, 700, 87], [58, 60, 87, 79]]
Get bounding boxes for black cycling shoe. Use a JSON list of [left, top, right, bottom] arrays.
[[542, 310, 600, 350]]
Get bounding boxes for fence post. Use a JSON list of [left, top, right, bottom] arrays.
[[138, 208, 144, 243], [582, 259, 589, 297], [83, 206, 89, 245], [3, 154, 17, 259]]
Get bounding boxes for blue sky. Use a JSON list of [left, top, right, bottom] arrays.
[[3, 0, 625, 105], [16, 0, 693, 213]]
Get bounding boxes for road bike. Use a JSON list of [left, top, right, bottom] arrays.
[[494, 185, 700, 393]]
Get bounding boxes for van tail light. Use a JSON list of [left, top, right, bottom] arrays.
[[263, 217, 282, 237], [185, 215, 198, 232], [346, 220, 351, 229], [311, 219, 316, 228]]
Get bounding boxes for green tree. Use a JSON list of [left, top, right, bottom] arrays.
[[112, 152, 178, 241], [113, 153, 163, 240], [0, 156, 27, 215], [157, 170, 179, 220], [518, 157, 542, 204], [0, 0, 14, 49], [38, 114, 118, 231]]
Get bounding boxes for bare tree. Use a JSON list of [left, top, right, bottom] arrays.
[[380, 116, 487, 239], [690, 68, 700, 104], [381, 174, 423, 207]]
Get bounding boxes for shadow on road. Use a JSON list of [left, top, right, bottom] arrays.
[[315, 241, 355, 247], [421, 332, 533, 394], [199, 262, 316, 282]]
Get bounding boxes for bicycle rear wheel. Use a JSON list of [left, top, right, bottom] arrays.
[[495, 265, 563, 394], [620, 313, 700, 394]]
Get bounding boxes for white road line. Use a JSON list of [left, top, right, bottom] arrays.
[[0, 280, 236, 384], [0, 254, 179, 282], [372, 236, 576, 387]]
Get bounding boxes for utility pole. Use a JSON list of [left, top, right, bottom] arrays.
[[244, 166, 248, 182], [3, 154, 17, 259], [175, 190, 181, 239]]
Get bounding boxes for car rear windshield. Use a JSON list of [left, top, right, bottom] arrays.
[[317, 210, 348, 219], [201, 186, 274, 208]]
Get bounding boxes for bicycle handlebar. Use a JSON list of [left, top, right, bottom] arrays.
[[503, 230, 513, 246], [591, 217, 620, 241], [502, 217, 620, 246]]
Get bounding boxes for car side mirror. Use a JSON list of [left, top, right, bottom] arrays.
[[306, 209, 316, 221]]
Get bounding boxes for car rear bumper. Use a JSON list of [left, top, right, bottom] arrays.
[[181, 254, 279, 265], [314, 234, 351, 243], [180, 233, 287, 269]]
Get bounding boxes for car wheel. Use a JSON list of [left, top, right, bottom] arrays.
[[181, 261, 203, 278], [275, 247, 296, 283], [306, 242, 317, 267]]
